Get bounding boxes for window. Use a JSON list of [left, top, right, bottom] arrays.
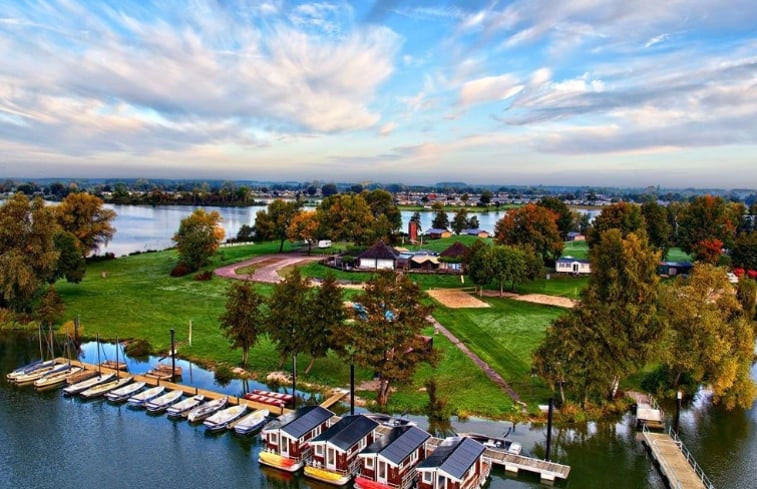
[[410, 450, 418, 464], [269, 433, 278, 445], [422, 471, 432, 484], [315, 445, 323, 456], [365, 457, 374, 469], [314, 426, 321, 436]]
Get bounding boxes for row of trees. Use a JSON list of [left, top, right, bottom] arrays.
[[0, 192, 115, 318], [219, 270, 434, 407]]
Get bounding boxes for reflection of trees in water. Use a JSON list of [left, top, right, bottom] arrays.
[[427, 417, 456, 438], [258, 465, 300, 489]]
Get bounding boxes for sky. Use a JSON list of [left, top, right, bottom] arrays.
[[1, 0, 756, 188]]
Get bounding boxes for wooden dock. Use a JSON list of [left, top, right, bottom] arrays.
[[630, 391, 665, 429], [319, 390, 347, 409], [642, 427, 714, 489]]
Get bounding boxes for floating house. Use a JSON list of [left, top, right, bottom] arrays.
[[304, 415, 379, 485], [657, 261, 693, 277], [355, 426, 432, 489], [259, 406, 334, 472], [555, 256, 591, 275], [416, 437, 489, 489], [358, 242, 398, 270]]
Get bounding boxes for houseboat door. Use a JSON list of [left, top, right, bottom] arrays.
[[572, 263, 579, 273], [377, 460, 388, 484], [326, 446, 337, 470], [279, 435, 289, 458]]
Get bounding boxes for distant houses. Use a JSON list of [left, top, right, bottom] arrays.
[[555, 256, 592, 275], [357, 242, 399, 270], [416, 437, 489, 489], [425, 228, 452, 239]]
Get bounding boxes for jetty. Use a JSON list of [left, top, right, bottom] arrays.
[[641, 426, 714, 489], [630, 391, 665, 429]]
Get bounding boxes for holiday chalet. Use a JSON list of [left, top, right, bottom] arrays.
[[355, 425, 432, 489], [416, 437, 490, 489], [304, 415, 379, 485], [259, 406, 334, 472]]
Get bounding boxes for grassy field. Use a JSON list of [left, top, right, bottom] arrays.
[[405, 235, 488, 252], [561, 240, 589, 259], [431, 297, 566, 408], [516, 276, 588, 299]]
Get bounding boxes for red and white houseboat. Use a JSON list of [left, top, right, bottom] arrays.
[[355, 425, 431, 489], [304, 415, 379, 485], [259, 405, 334, 472], [415, 437, 490, 489]]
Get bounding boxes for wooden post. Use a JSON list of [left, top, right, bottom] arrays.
[[170, 329, 176, 382], [350, 363, 355, 416], [96, 333, 101, 376], [188, 320, 192, 346], [115, 336, 119, 378], [545, 398, 554, 462]]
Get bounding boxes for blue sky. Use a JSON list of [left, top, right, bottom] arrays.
[[1, 0, 756, 187]]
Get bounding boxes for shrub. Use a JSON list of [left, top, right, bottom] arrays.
[[170, 263, 192, 277], [194, 271, 212, 281], [214, 364, 234, 386], [124, 339, 151, 358]]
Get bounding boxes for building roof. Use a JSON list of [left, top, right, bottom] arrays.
[[417, 437, 484, 481], [659, 261, 693, 267], [410, 255, 440, 265], [269, 406, 334, 439], [362, 426, 431, 466], [440, 241, 469, 258], [463, 228, 489, 236], [358, 241, 398, 260], [312, 415, 378, 451], [425, 228, 450, 235], [556, 256, 591, 264]]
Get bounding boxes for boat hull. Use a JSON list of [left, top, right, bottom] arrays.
[[258, 451, 303, 472], [304, 465, 351, 486], [354, 477, 393, 489]]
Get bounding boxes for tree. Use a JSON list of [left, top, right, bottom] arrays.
[[317, 194, 374, 244], [56, 192, 116, 256], [339, 271, 434, 407], [302, 274, 344, 374], [451, 209, 469, 235], [677, 196, 739, 260], [586, 202, 644, 248], [494, 204, 563, 262], [467, 242, 493, 295], [479, 190, 492, 206], [410, 212, 422, 233], [266, 267, 311, 366], [36, 286, 64, 327], [254, 199, 298, 252], [363, 189, 402, 235], [172, 208, 225, 271], [287, 210, 320, 255], [321, 183, 338, 197], [219, 281, 266, 367], [52, 231, 86, 283], [489, 245, 527, 295], [431, 206, 449, 230], [732, 231, 757, 270], [236, 224, 254, 242], [736, 277, 757, 321], [461, 193, 469, 205], [537, 197, 573, 240], [0, 194, 60, 312], [641, 200, 672, 255], [659, 264, 756, 409], [468, 215, 479, 229]]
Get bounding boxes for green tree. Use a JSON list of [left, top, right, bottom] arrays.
[[0, 194, 60, 312], [321, 183, 338, 197], [56, 192, 116, 256], [467, 242, 494, 295], [266, 268, 311, 366], [537, 197, 573, 240], [732, 231, 757, 270], [736, 277, 757, 321], [172, 208, 225, 271], [641, 200, 672, 255], [363, 189, 402, 235], [479, 190, 492, 206], [52, 231, 86, 283], [494, 204, 563, 262], [254, 199, 299, 252], [489, 245, 527, 295], [431, 205, 449, 230], [36, 285, 65, 328], [317, 194, 374, 244], [302, 274, 345, 374], [468, 215, 480, 229], [586, 201, 644, 248], [219, 281, 266, 367], [677, 196, 740, 259], [340, 271, 434, 407], [451, 208, 469, 235], [236, 224, 254, 242], [659, 264, 756, 409]]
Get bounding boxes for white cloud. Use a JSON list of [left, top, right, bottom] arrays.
[[378, 122, 397, 136], [459, 74, 524, 106]]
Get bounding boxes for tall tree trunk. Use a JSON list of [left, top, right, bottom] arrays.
[[242, 347, 249, 368], [377, 378, 391, 407], [500, 282, 503, 297], [279, 238, 285, 253], [305, 356, 315, 375]]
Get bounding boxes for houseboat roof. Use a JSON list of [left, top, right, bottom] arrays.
[[266, 405, 334, 439], [417, 437, 484, 481], [440, 241, 469, 258], [312, 415, 378, 451], [358, 241, 398, 260], [556, 256, 590, 264], [361, 426, 430, 465]]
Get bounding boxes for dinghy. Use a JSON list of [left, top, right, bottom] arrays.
[[127, 386, 166, 407], [145, 390, 184, 413], [34, 366, 83, 391], [6, 360, 55, 382], [166, 395, 205, 418], [63, 373, 115, 396], [187, 397, 228, 423], [81, 377, 132, 399], [204, 404, 247, 432], [66, 369, 97, 385], [105, 381, 146, 402], [11, 363, 60, 386], [233, 408, 270, 435]]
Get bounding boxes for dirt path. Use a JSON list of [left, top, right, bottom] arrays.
[[214, 253, 322, 283]]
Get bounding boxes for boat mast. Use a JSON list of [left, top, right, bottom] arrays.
[[97, 333, 101, 376], [115, 336, 119, 379], [38, 323, 44, 360]]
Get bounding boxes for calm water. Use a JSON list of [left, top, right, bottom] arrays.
[[2, 333, 755, 488]]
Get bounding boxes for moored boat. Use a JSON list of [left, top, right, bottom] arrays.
[[204, 404, 247, 431], [144, 363, 183, 380], [66, 369, 97, 385], [259, 406, 334, 472], [186, 397, 228, 423], [63, 373, 116, 396], [233, 408, 270, 435], [166, 395, 205, 418], [34, 366, 83, 391], [7, 360, 55, 382], [11, 363, 61, 386], [81, 377, 132, 399], [457, 432, 522, 455], [145, 390, 184, 413], [105, 381, 146, 402], [127, 386, 165, 407]]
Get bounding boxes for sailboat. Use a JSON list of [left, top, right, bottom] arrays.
[[145, 390, 184, 413], [80, 377, 132, 399], [105, 381, 146, 402], [34, 365, 83, 391], [8, 325, 56, 384], [166, 395, 205, 418]]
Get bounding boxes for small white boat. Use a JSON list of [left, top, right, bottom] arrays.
[[127, 386, 166, 407], [81, 377, 132, 399], [458, 432, 522, 455], [105, 381, 146, 402], [7, 360, 55, 381], [145, 390, 184, 413], [166, 395, 205, 418], [204, 404, 247, 432], [187, 397, 228, 423], [34, 366, 83, 391], [63, 373, 116, 396], [233, 408, 269, 435], [12, 363, 61, 386]]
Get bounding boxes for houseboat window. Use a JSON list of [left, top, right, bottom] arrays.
[[410, 450, 418, 463], [437, 475, 446, 489], [378, 461, 386, 479], [269, 433, 278, 444], [315, 444, 323, 456], [422, 471, 432, 484], [314, 426, 321, 436], [365, 457, 374, 469]]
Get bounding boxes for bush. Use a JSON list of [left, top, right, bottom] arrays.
[[194, 271, 212, 281], [124, 339, 151, 358], [86, 252, 115, 263], [214, 364, 234, 386], [170, 263, 193, 277]]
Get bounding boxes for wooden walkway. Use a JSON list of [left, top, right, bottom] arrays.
[[319, 390, 347, 409], [630, 391, 665, 429], [642, 428, 713, 489]]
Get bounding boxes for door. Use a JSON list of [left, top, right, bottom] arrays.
[[280, 436, 289, 457], [572, 263, 579, 273], [326, 447, 336, 470], [377, 460, 387, 483]]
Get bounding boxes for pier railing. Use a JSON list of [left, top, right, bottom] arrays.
[[667, 428, 714, 489], [642, 424, 714, 489]]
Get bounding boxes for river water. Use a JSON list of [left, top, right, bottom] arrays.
[[1, 333, 754, 488]]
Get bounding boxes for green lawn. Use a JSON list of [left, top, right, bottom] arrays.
[[405, 235, 489, 252], [431, 297, 566, 407], [665, 247, 692, 262], [516, 276, 588, 299], [561, 240, 589, 259]]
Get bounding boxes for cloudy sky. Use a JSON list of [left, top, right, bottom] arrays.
[[1, 1, 756, 187]]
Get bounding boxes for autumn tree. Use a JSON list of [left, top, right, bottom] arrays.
[[317, 193, 374, 244], [494, 204, 563, 262], [677, 196, 740, 261], [736, 277, 757, 321], [172, 208, 225, 271], [451, 208, 469, 235], [659, 264, 756, 409], [339, 271, 434, 407], [0, 194, 60, 312], [254, 199, 299, 252], [265, 267, 311, 366], [641, 200, 672, 255], [56, 192, 116, 256], [219, 281, 266, 367], [301, 274, 345, 374], [537, 197, 573, 240], [287, 210, 320, 255], [586, 201, 644, 248]]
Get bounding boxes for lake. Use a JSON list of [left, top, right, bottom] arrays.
[[1, 333, 754, 488]]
